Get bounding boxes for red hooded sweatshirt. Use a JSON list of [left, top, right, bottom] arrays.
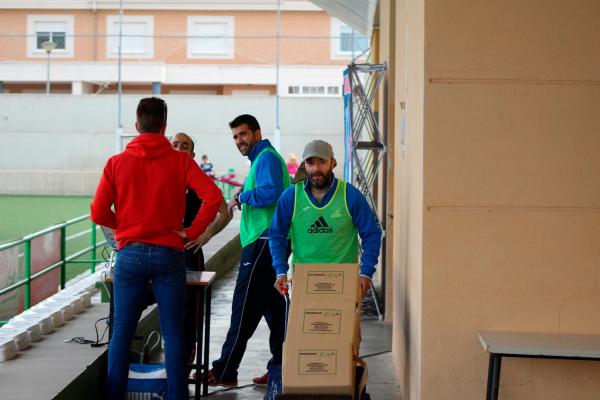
[[90, 133, 222, 250]]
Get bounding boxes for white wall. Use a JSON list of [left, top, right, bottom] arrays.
[[0, 94, 345, 195]]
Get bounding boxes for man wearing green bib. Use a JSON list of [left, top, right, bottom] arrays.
[[207, 114, 291, 387], [269, 140, 382, 298]]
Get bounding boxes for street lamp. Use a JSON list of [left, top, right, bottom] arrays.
[[41, 40, 57, 95]]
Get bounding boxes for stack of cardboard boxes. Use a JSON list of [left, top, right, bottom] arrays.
[[282, 263, 363, 397]]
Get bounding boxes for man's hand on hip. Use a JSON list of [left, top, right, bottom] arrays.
[[184, 230, 213, 253]]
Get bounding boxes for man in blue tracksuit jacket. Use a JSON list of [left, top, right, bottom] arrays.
[[205, 114, 290, 386], [269, 140, 382, 297]]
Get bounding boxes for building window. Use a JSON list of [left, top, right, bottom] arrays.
[[301, 86, 326, 95], [187, 16, 234, 59], [287, 85, 340, 97], [27, 15, 74, 58], [107, 16, 154, 58], [36, 31, 66, 50], [331, 18, 369, 59], [327, 86, 340, 95]]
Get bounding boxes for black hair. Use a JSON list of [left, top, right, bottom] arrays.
[[229, 114, 260, 132], [136, 97, 167, 133]]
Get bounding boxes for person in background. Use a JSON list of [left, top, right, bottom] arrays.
[[200, 154, 216, 179], [171, 132, 231, 374], [91, 97, 222, 400], [286, 153, 299, 180]]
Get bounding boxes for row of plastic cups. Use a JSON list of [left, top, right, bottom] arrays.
[[0, 305, 72, 361], [60, 289, 95, 308], [0, 285, 97, 362], [0, 321, 37, 361]]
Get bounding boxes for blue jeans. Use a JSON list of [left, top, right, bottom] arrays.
[[105, 244, 187, 400]]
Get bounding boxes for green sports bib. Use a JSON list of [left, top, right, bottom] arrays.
[[290, 179, 358, 264], [240, 147, 291, 247]]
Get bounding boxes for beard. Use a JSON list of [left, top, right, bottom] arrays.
[[237, 143, 251, 156], [309, 170, 334, 189]]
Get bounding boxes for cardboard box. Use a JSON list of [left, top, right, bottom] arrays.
[[283, 339, 355, 395], [287, 301, 358, 337], [291, 264, 360, 302], [283, 264, 361, 396]]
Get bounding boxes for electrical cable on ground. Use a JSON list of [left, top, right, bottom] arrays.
[[200, 383, 256, 397]]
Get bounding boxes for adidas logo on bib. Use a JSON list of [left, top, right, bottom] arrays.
[[308, 216, 333, 234]]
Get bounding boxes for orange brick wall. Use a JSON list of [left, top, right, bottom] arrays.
[[0, 9, 348, 65]]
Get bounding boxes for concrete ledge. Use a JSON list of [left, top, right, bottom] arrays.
[[205, 233, 242, 279]]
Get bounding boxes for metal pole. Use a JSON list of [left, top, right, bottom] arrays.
[[60, 226, 66, 289], [274, 0, 281, 151], [24, 240, 31, 309], [115, 0, 124, 153], [90, 222, 97, 273], [46, 51, 51, 95], [380, 63, 389, 318], [351, 28, 356, 61]]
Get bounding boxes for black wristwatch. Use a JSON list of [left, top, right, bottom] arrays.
[[234, 193, 242, 210]]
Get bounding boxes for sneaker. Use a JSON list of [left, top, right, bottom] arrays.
[[252, 372, 268, 386], [195, 369, 238, 387]]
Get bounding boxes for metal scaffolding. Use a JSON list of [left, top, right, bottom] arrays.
[[347, 62, 387, 318]]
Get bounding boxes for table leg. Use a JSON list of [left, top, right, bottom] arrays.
[[203, 286, 211, 397], [490, 354, 502, 400], [195, 286, 205, 400], [486, 353, 494, 400]]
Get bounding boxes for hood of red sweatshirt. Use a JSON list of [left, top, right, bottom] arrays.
[[125, 133, 173, 159]]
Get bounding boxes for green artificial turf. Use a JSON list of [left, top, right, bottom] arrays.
[[0, 195, 93, 243], [0, 195, 102, 283]]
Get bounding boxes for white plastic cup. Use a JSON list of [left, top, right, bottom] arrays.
[[52, 292, 86, 314], [0, 337, 18, 361], [15, 314, 55, 335], [44, 301, 75, 321], [26, 307, 64, 329], [70, 297, 85, 313], [0, 328, 31, 351], [4, 320, 42, 342], [80, 292, 93, 308], [36, 315, 55, 335]]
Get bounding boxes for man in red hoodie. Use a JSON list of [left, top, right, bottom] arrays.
[[90, 97, 222, 400]]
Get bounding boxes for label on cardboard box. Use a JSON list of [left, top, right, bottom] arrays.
[[302, 309, 342, 334], [306, 271, 344, 294], [298, 350, 337, 375]]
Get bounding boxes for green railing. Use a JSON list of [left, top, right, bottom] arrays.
[[0, 214, 106, 324], [216, 169, 243, 200]]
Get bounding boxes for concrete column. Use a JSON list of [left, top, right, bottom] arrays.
[[72, 81, 93, 95], [152, 82, 161, 95]]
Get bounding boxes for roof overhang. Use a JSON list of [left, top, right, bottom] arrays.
[[308, 0, 377, 38]]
